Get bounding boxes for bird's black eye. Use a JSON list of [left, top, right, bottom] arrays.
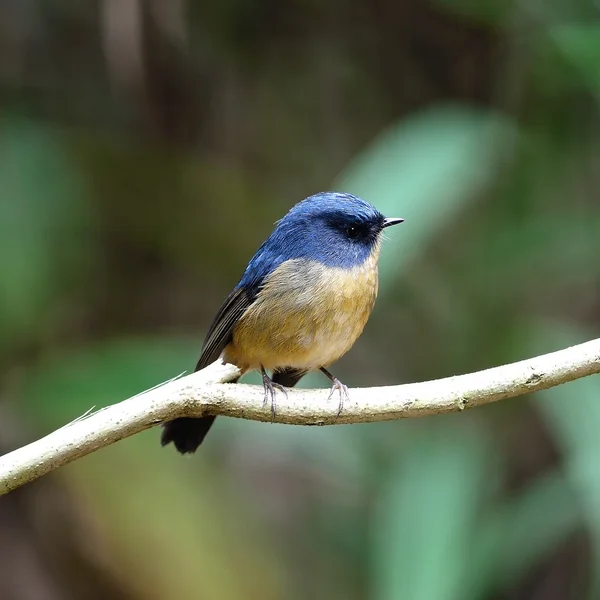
[[346, 226, 360, 240]]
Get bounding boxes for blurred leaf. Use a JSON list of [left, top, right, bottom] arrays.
[[22, 335, 287, 600], [524, 322, 600, 598], [433, 0, 516, 25], [370, 422, 494, 600], [472, 470, 581, 596], [0, 118, 91, 346], [551, 25, 600, 97], [22, 336, 202, 428], [335, 105, 516, 283], [68, 439, 286, 600], [469, 215, 600, 298]]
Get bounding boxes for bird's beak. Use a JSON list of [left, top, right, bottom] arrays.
[[382, 217, 404, 228]]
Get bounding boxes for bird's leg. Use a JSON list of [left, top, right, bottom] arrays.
[[320, 367, 350, 418], [261, 367, 287, 423]]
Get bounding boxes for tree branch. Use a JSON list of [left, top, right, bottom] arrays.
[[1, 338, 600, 495]]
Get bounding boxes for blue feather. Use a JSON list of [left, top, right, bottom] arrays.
[[239, 191, 385, 289], [161, 190, 401, 454]]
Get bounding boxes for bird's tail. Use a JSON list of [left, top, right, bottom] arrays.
[[161, 367, 306, 454], [161, 416, 216, 454], [161, 368, 242, 453]]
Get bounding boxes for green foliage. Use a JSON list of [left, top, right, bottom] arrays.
[[551, 25, 600, 97], [530, 324, 600, 598], [370, 423, 494, 600], [3, 1, 600, 598], [336, 105, 515, 281], [23, 337, 200, 428], [22, 337, 284, 599], [0, 118, 92, 348]]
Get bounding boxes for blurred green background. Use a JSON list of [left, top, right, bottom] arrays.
[[1, 1, 600, 599]]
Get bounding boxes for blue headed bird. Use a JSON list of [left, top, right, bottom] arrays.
[[161, 191, 403, 453]]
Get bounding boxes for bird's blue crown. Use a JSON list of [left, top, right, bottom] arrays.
[[239, 192, 386, 289]]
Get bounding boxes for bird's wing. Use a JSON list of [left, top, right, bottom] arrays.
[[196, 237, 286, 372], [195, 286, 254, 371]]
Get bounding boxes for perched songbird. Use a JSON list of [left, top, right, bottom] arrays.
[[161, 191, 403, 454]]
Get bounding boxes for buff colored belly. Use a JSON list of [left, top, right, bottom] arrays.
[[224, 255, 379, 372]]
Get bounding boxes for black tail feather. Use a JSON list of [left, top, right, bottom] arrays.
[[161, 416, 216, 454], [272, 367, 307, 388], [162, 368, 306, 454]]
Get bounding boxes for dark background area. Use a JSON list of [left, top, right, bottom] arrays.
[[1, 1, 600, 599]]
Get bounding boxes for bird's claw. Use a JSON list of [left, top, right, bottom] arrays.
[[262, 372, 287, 423], [327, 378, 350, 418]]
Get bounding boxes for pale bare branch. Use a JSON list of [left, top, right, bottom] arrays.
[[1, 338, 600, 495]]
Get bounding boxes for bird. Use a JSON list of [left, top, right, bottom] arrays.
[[161, 191, 404, 454]]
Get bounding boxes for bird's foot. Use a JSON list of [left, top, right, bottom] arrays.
[[327, 378, 350, 418], [320, 367, 349, 418], [262, 369, 287, 423]]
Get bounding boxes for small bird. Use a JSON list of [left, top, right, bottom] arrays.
[[161, 191, 403, 453]]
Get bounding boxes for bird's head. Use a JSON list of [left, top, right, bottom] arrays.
[[273, 192, 403, 269]]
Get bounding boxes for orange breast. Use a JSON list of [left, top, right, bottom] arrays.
[[224, 247, 380, 372]]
